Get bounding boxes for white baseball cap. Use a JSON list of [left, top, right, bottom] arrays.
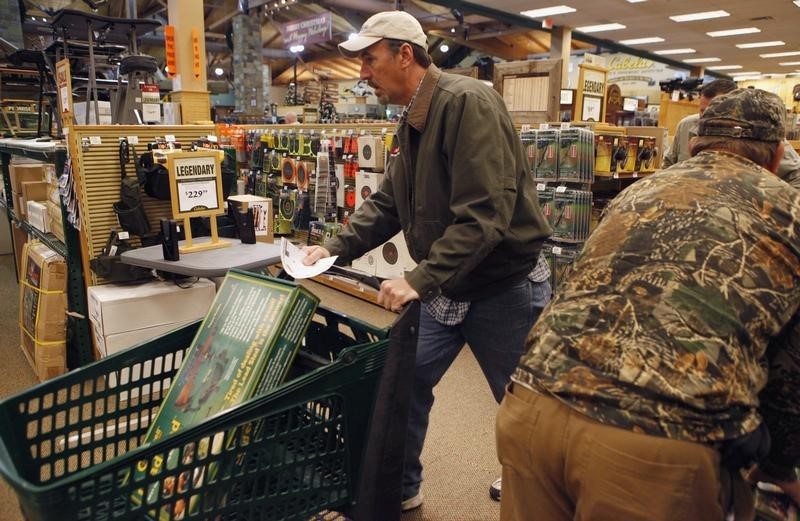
[[338, 11, 428, 57]]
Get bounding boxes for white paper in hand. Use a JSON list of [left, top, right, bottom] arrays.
[[280, 237, 338, 279]]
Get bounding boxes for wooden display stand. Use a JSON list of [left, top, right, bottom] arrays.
[[492, 59, 562, 124], [170, 90, 211, 124], [657, 92, 699, 135], [166, 150, 229, 253]]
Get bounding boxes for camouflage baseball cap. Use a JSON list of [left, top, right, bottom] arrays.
[[698, 88, 786, 142]]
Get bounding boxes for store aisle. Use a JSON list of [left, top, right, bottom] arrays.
[[0, 256, 501, 521]]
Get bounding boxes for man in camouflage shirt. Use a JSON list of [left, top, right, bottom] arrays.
[[497, 88, 800, 521]]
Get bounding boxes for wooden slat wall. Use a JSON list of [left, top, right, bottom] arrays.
[[70, 125, 215, 285]]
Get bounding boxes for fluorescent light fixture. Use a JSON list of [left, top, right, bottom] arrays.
[[669, 10, 729, 23], [654, 48, 696, 55], [627, 0, 648, 2], [707, 27, 760, 37], [683, 57, 722, 63], [761, 51, 800, 58], [736, 41, 784, 49], [576, 23, 626, 33], [440, 44, 450, 52], [730, 71, 761, 76], [779, 61, 800, 66], [706, 65, 743, 70], [619, 37, 665, 45], [520, 5, 576, 18]]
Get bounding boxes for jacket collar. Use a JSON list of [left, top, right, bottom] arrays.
[[407, 65, 441, 133]]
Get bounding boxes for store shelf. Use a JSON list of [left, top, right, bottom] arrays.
[[0, 139, 66, 163], [0, 199, 67, 257], [0, 144, 94, 371]]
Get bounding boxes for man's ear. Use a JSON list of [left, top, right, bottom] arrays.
[[767, 141, 785, 174], [400, 42, 415, 68]]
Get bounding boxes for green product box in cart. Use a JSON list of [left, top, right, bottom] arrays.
[[131, 269, 320, 517]]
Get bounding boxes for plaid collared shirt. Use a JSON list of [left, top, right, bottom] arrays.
[[424, 252, 550, 326]]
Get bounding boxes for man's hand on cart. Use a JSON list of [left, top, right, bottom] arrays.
[[747, 465, 800, 506], [377, 279, 419, 313], [303, 245, 332, 265]]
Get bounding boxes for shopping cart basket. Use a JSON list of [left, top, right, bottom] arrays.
[[0, 301, 420, 521]]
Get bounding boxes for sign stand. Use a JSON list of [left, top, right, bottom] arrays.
[[166, 150, 230, 254], [575, 62, 609, 123]]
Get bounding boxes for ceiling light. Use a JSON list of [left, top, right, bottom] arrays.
[[760, 51, 800, 58], [576, 23, 626, 33], [450, 27, 456, 33], [683, 57, 722, 63], [520, 5, 576, 18], [730, 71, 761, 76], [440, 44, 450, 52], [795, 0, 800, 6], [669, 10, 729, 22], [707, 27, 761, 37], [627, 0, 648, 3], [289, 44, 304, 53], [348, 33, 358, 40], [214, 67, 224, 76], [706, 65, 743, 70], [736, 41, 785, 49], [619, 37, 664, 45], [779, 61, 800, 66], [654, 48, 696, 55]]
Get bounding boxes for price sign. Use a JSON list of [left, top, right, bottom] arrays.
[[178, 179, 217, 212], [167, 152, 223, 217]]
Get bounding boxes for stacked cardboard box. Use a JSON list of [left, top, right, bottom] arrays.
[[9, 161, 49, 218], [19, 241, 67, 380], [88, 279, 217, 358]]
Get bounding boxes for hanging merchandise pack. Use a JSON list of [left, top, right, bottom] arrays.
[[113, 138, 150, 236]]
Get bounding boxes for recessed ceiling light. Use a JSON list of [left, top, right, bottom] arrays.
[[760, 51, 800, 58], [619, 37, 665, 45], [779, 61, 800, 66], [706, 65, 743, 70], [440, 44, 450, 52], [683, 57, 722, 63], [654, 48, 696, 55], [520, 5, 576, 18], [669, 10, 729, 23], [707, 27, 761, 37], [736, 41, 785, 49], [576, 23, 626, 33]]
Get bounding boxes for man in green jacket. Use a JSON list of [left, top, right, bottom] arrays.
[[303, 10, 552, 511], [500, 88, 800, 520]]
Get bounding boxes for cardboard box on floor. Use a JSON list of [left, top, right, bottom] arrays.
[[19, 241, 67, 380], [88, 278, 216, 337]]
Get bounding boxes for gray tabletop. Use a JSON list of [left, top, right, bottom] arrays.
[[120, 237, 282, 277]]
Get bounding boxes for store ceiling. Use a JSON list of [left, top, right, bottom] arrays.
[[431, 0, 800, 79], [12, 0, 800, 85]]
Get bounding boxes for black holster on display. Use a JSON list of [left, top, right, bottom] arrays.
[[90, 255, 152, 283]]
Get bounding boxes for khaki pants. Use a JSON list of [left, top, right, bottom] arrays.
[[496, 384, 731, 521]]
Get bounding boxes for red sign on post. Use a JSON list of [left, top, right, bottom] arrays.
[[165, 25, 177, 78]]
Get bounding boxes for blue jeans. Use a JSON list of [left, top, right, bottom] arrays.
[[402, 278, 551, 498]]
